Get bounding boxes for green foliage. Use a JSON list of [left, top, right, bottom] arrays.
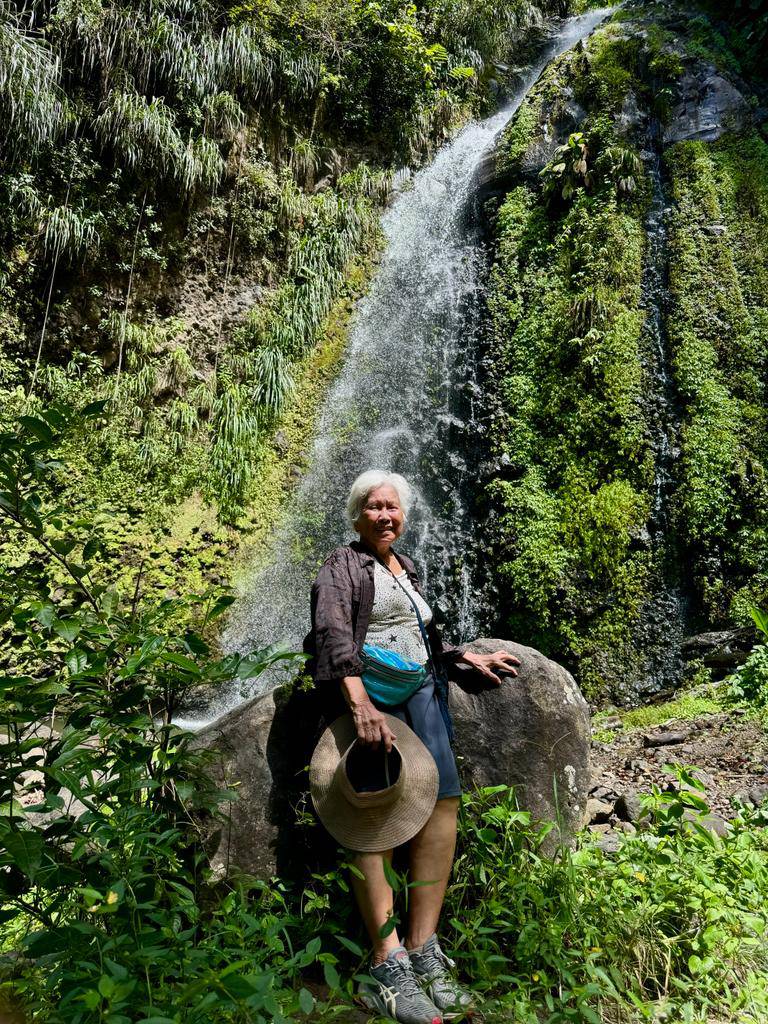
[[0, 0, 554, 544], [0, 406, 322, 1022], [665, 136, 768, 622], [0, 6, 64, 162], [594, 686, 724, 735], [726, 606, 768, 718], [3, 406, 768, 1020], [445, 781, 768, 1022], [486, 35, 653, 693], [728, 645, 768, 718], [486, 8, 768, 694]]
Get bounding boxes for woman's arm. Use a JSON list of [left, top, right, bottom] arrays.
[[341, 676, 396, 752], [310, 553, 364, 682]]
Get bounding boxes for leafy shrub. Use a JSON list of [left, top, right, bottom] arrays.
[[727, 607, 768, 718], [446, 779, 768, 1022], [0, 406, 325, 1022]]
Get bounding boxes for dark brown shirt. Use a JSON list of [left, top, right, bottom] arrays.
[[303, 541, 461, 711]]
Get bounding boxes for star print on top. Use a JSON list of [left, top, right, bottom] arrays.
[[365, 560, 433, 666]]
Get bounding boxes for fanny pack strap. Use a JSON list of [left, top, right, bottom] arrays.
[[376, 555, 454, 742]]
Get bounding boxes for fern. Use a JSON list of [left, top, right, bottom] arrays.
[[250, 346, 294, 417], [0, 4, 64, 160], [43, 204, 99, 257]]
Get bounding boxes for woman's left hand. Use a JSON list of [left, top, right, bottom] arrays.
[[458, 649, 521, 685]]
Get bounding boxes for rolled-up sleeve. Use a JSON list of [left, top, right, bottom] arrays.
[[310, 555, 364, 685]]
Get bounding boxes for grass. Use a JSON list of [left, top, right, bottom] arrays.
[[592, 685, 726, 742]]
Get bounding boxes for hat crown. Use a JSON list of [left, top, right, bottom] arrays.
[[335, 742, 406, 808], [309, 712, 439, 852]]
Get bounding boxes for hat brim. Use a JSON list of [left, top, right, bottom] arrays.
[[310, 713, 439, 852]]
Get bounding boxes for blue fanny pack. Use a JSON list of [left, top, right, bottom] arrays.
[[361, 644, 426, 706]]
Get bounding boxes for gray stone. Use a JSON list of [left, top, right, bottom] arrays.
[[450, 639, 591, 851], [664, 71, 750, 145], [597, 833, 622, 855], [601, 715, 623, 731], [192, 684, 330, 881], [587, 798, 614, 823], [588, 823, 612, 836], [643, 730, 690, 748], [195, 638, 592, 877], [615, 791, 643, 824], [590, 784, 617, 801], [734, 784, 768, 808], [681, 628, 754, 673], [683, 810, 730, 837]]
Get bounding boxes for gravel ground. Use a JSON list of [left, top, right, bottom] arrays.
[[589, 709, 768, 828]]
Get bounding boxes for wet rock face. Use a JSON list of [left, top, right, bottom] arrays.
[[449, 638, 592, 851], [681, 628, 755, 677], [664, 70, 750, 144], [194, 639, 592, 878]]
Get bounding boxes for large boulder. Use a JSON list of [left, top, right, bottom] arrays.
[[192, 684, 327, 881], [450, 639, 591, 850], [194, 640, 591, 878]]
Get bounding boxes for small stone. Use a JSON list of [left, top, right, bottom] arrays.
[[618, 821, 637, 835], [684, 810, 730, 837], [587, 798, 614, 823], [615, 791, 643, 823], [747, 785, 768, 807], [589, 785, 616, 800], [589, 822, 612, 835], [703, 224, 727, 235], [598, 833, 622, 855], [643, 730, 690, 748]]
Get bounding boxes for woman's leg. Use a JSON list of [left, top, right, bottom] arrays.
[[405, 797, 459, 949], [350, 849, 401, 963]]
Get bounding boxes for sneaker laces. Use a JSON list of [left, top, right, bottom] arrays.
[[386, 956, 425, 998], [417, 943, 455, 979]]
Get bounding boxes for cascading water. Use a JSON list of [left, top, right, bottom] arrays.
[[630, 146, 689, 699], [186, 8, 612, 726]]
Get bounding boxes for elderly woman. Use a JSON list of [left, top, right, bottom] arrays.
[[305, 470, 519, 1024]]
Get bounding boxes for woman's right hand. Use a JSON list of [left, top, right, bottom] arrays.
[[341, 676, 396, 752]]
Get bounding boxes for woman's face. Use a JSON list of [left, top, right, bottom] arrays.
[[355, 485, 404, 550]]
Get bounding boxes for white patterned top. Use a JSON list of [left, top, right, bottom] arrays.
[[365, 560, 433, 666]]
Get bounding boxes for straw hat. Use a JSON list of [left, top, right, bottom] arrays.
[[309, 713, 439, 851]]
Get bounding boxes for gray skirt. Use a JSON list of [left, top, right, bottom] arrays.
[[375, 672, 461, 800]]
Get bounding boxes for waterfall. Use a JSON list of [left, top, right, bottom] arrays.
[[630, 149, 689, 699], [183, 8, 613, 727]]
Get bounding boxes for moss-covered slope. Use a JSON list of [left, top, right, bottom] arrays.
[[483, 3, 768, 699]]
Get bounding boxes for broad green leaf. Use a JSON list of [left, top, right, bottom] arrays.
[[298, 988, 314, 1015], [323, 962, 340, 990], [2, 830, 44, 880], [19, 416, 55, 444], [81, 400, 108, 417], [336, 934, 364, 957], [54, 618, 80, 642], [161, 652, 200, 674]]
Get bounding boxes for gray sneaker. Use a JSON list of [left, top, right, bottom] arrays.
[[409, 935, 474, 1018], [360, 946, 443, 1024]]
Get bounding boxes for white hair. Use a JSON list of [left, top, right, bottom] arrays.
[[346, 471, 412, 529]]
